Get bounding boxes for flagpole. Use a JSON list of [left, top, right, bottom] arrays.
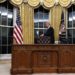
[[13, 7, 17, 45]]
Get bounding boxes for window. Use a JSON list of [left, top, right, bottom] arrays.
[[34, 6, 49, 43], [59, 5, 75, 44], [0, 1, 13, 54], [67, 5, 75, 44]]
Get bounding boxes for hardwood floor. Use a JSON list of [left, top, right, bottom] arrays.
[[0, 60, 75, 75]]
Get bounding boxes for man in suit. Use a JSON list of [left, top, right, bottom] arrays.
[[40, 22, 55, 44]]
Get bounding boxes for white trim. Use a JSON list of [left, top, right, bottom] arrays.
[[34, 19, 49, 23], [0, 54, 11, 60], [0, 25, 14, 28], [34, 28, 47, 29]]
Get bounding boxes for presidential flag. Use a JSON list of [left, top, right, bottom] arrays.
[[13, 8, 23, 44], [59, 11, 66, 34]]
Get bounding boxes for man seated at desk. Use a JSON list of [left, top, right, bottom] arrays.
[[40, 21, 55, 44]]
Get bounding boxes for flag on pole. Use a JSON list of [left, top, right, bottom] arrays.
[[59, 22, 66, 34], [59, 11, 66, 34], [13, 8, 23, 44]]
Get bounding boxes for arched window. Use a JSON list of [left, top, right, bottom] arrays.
[[0, 1, 13, 55], [67, 5, 75, 44], [59, 5, 75, 44], [34, 6, 49, 43]]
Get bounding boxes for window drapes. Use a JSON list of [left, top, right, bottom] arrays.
[[8, 0, 75, 8], [19, 3, 34, 44], [50, 6, 63, 43]]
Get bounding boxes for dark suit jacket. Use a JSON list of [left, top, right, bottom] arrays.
[[44, 27, 54, 44]]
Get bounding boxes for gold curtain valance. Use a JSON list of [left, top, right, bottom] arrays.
[[59, 0, 71, 7], [28, 0, 40, 7], [1, 0, 75, 8], [43, 0, 55, 8], [27, 0, 75, 8], [0, 0, 6, 3], [0, 0, 23, 6], [10, 0, 23, 5]]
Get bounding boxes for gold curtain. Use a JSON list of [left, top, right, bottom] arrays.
[[10, 0, 22, 5], [43, 0, 55, 8], [50, 5, 63, 43], [59, 0, 71, 7], [28, 0, 40, 7], [0, 0, 6, 3], [1, 0, 74, 8], [19, 3, 34, 44]]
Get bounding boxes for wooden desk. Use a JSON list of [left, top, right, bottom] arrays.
[[11, 44, 75, 75]]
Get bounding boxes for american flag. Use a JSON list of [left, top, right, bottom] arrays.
[[13, 8, 23, 44]]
